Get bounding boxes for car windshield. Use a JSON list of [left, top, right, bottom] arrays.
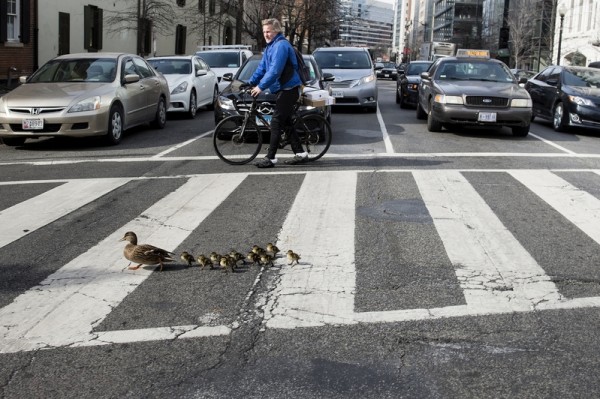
[[563, 68, 600, 88], [197, 52, 239, 68], [406, 63, 432, 76], [28, 58, 117, 83], [148, 59, 192, 75], [435, 61, 514, 83], [382, 63, 396, 68], [314, 51, 372, 69], [236, 57, 318, 83]]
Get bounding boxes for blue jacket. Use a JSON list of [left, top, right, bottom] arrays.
[[249, 33, 302, 93]]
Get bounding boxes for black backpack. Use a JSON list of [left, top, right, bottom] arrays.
[[280, 46, 311, 86]]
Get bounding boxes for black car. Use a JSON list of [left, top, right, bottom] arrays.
[[376, 62, 398, 80], [525, 65, 600, 132], [416, 51, 532, 136], [396, 60, 433, 108], [215, 54, 334, 125]]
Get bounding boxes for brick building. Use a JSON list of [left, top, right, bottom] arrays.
[[0, 0, 36, 89]]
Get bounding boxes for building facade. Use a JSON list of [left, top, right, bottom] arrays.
[[555, 0, 600, 66], [339, 0, 394, 58]]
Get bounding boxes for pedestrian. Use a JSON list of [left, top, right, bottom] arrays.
[[245, 18, 308, 168]]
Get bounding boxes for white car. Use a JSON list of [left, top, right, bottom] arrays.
[[195, 45, 254, 92], [148, 55, 218, 118]]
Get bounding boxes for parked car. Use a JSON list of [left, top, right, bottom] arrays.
[[376, 62, 398, 80], [215, 54, 334, 125], [396, 60, 433, 108], [510, 69, 536, 81], [417, 50, 532, 136], [312, 46, 378, 112], [525, 65, 600, 132], [195, 45, 254, 92], [148, 55, 218, 118], [0, 52, 169, 146]]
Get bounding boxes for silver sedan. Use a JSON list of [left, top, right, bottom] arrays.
[[0, 52, 170, 146]]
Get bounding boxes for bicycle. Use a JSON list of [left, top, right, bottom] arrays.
[[213, 87, 332, 165]]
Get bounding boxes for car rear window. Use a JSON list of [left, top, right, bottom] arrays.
[[197, 52, 240, 68]]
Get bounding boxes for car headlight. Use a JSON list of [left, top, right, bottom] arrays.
[[171, 81, 188, 95], [350, 74, 375, 88], [408, 83, 419, 90], [217, 96, 235, 111], [569, 95, 594, 107], [68, 96, 101, 113], [511, 98, 532, 107], [434, 94, 463, 105]]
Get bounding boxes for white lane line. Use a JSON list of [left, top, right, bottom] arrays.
[[376, 105, 394, 154], [152, 130, 214, 158], [528, 132, 577, 154], [412, 170, 562, 313], [265, 171, 358, 328], [0, 174, 246, 354], [0, 178, 130, 249], [509, 170, 600, 245]]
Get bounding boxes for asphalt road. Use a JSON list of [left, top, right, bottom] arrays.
[[1, 80, 600, 398]]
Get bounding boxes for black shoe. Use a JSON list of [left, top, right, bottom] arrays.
[[284, 154, 308, 165], [255, 157, 275, 168]]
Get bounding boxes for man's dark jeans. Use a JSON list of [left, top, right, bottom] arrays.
[[267, 87, 302, 159]]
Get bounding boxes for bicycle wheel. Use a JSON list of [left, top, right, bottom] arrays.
[[294, 114, 332, 162], [213, 115, 263, 165]]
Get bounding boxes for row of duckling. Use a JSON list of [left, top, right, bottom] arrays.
[[181, 243, 301, 273], [120, 231, 300, 272]]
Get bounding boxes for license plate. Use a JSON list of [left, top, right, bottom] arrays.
[[332, 91, 344, 98], [384, 74, 389, 77], [256, 115, 271, 126], [22, 118, 44, 130], [478, 112, 497, 122]]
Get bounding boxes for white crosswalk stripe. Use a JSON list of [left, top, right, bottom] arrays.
[[1, 169, 600, 353]]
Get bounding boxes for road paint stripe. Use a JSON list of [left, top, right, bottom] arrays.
[[0, 178, 131, 249], [265, 171, 358, 328], [0, 174, 245, 354], [152, 130, 213, 158], [528, 132, 577, 154], [76, 325, 231, 346], [412, 170, 562, 313], [509, 170, 600, 245], [376, 105, 394, 154]]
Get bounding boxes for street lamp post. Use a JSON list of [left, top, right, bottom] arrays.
[[556, 6, 566, 65]]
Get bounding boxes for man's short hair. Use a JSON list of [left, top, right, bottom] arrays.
[[262, 18, 282, 32]]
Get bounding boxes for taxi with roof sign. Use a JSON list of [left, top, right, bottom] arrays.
[[416, 49, 532, 136]]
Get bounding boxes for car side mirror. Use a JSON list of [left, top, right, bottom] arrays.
[[196, 69, 207, 76], [546, 78, 558, 86], [123, 74, 140, 84], [420, 71, 430, 80], [518, 77, 528, 84], [222, 72, 233, 82], [322, 72, 335, 82]]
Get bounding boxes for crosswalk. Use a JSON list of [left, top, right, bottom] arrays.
[[1, 169, 600, 354]]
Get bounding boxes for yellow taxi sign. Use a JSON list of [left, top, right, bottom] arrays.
[[456, 49, 490, 58]]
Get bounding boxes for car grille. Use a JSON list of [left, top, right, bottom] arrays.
[[465, 96, 509, 107], [329, 81, 355, 89], [9, 106, 66, 115]]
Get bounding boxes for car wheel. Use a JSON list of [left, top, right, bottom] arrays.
[[553, 102, 568, 132], [188, 91, 197, 119], [206, 86, 217, 111], [1, 137, 26, 146], [512, 125, 530, 137], [416, 100, 427, 120], [427, 99, 443, 132], [152, 97, 167, 129], [104, 104, 123, 145]]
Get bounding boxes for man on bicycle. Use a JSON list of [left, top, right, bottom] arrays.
[[246, 18, 307, 168]]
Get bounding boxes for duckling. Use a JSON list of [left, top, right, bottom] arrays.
[[180, 251, 195, 267], [229, 250, 246, 266], [266, 243, 280, 257], [120, 231, 175, 272], [197, 254, 212, 270], [287, 250, 301, 266], [210, 252, 222, 267], [220, 255, 235, 273], [251, 245, 265, 256], [260, 253, 274, 267], [246, 251, 260, 266]]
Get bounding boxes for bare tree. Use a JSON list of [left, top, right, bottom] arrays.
[[505, 0, 538, 69]]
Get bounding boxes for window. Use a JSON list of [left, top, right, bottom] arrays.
[[209, 0, 216, 15], [84, 5, 103, 51], [176, 0, 186, 6], [198, 0, 205, 13], [7, 0, 19, 41]]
